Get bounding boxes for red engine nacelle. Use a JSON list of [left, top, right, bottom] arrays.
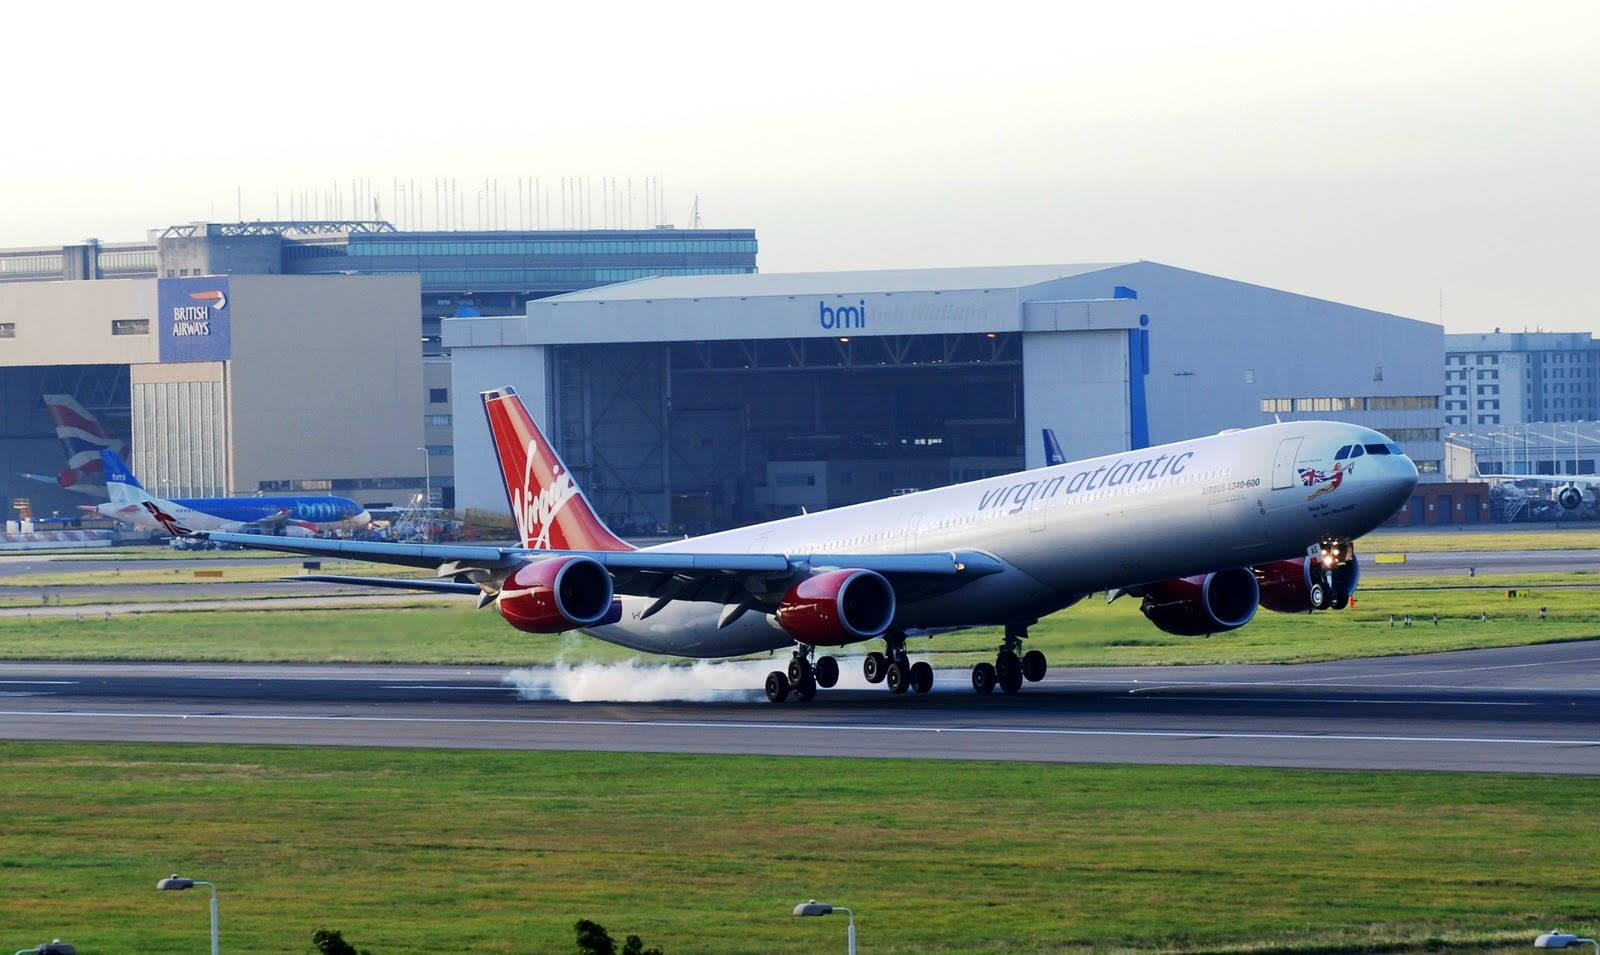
[[497, 555, 617, 633], [1254, 555, 1360, 613], [1139, 567, 1259, 636], [775, 568, 897, 646]]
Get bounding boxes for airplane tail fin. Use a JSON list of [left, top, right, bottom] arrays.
[[44, 394, 126, 492], [99, 450, 148, 504], [480, 387, 633, 552], [1042, 428, 1066, 467]]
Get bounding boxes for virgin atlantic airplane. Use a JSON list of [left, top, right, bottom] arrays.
[[191, 387, 1417, 702]]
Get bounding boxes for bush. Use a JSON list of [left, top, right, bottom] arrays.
[[575, 919, 662, 955]]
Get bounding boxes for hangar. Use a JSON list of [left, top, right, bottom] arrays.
[[445, 261, 1444, 533]]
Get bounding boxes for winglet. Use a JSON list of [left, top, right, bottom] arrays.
[[480, 387, 633, 552]]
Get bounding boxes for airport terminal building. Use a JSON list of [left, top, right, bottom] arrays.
[[446, 262, 1444, 534]]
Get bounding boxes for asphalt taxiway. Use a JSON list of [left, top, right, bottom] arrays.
[[1, 641, 1597, 774]]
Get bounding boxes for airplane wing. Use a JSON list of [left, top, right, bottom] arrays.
[[199, 530, 1004, 608]]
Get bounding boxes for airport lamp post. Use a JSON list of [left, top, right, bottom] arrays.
[[157, 874, 219, 955], [794, 900, 856, 954], [13, 941, 75, 955], [1537, 932, 1600, 955], [417, 446, 432, 542]]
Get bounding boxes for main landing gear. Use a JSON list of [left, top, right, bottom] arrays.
[[764, 645, 842, 703], [971, 622, 1048, 695], [861, 632, 933, 696]]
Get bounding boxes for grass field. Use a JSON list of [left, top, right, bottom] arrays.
[[1, 744, 1595, 954]]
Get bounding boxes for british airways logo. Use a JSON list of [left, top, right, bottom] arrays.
[[172, 290, 226, 337], [511, 438, 580, 549], [818, 300, 867, 330]]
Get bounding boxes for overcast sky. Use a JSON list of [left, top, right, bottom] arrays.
[[4, 0, 1595, 333]]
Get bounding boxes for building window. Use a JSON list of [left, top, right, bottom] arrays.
[[428, 388, 448, 403], [112, 319, 149, 336], [425, 414, 452, 426], [0, 322, 13, 339], [1416, 460, 1441, 473], [1259, 398, 1293, 413]]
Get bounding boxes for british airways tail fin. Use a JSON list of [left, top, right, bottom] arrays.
[[100, 450, 147, 503], [480, 387, 633, 552], [43, 393, 126, 495], [1042, 428, 1066, 467]]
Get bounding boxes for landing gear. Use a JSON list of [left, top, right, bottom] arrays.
[[973, 622, 1046, 695], [870, 633, 933, 695], [814, 655, 840, 688], [765, 670, 790, 703], [863, 651, 888, 684]]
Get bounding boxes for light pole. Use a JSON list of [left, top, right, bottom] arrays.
[[13, 941, 75, 955], [1536, 931, 1599, 955], [158, 874, 219, 955], [795, 900, 856, 955], [417, 446, 432, 543]]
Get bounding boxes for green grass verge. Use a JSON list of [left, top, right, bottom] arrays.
[[1359, 528, 1600, 553], [0, 744, 1594, 954], [1, 573, 1598, 666]]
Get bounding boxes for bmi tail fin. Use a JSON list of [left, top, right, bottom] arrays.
[[480, 387, 633, 552], [100, 450, 147, 503], [1042, 428, 1066, 467]]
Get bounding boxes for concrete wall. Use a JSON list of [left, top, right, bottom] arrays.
[[226, 274, 423, 493], [0, 279, 158, 366], [450, 343, 551, 517]]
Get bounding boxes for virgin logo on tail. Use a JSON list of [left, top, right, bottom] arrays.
[[512, 438, 581, 550]]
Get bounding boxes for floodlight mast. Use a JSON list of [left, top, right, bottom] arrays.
[[794, 899, 856, 955], [158, 874, 219, 955]]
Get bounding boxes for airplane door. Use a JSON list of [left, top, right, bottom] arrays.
[[903, 512, 921, 552], [1029, 495, 1047, 533], [1271, 438, 1304, 490]]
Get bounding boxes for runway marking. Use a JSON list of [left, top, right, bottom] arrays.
[[0, 680, 76, 685], [1130, 694, 1535, 707], [381, 685, 514, 692], [2, 709, 1598, 749]]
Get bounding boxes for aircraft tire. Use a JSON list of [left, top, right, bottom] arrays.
[[1022, 650, 1047, 683], [996, 651, 1023, 694], [886, 660, 911, 695], [1330, 591, 1349, 610], [788, 656, 814, 687], [793, 676, 818, 702], [765, 671, 791, 703], [814, 655, 840, 688], [910, 661, 934, 694], [863, 651, 888, 684], [972, 662, 997, 694]]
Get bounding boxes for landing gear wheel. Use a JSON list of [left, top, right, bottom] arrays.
[[1329, 591, 1349, 610], [1309, 581, 1329, 610], [814, 655, 840, 688], [764, 670, 791, 703], [910, 661, 934, 694], [886, 660, 911, 694], [1022, 650, 1047, 683], [972, 662, 997, 694], [863, 651, 888, 684], [788, 656, 814, 687], [996, 651, 1023, 694], [792, 676, 817, 702]]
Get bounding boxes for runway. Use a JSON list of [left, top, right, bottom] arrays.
[[2, 641, 1598, 774]]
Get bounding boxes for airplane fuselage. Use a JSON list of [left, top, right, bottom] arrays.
[[588, 420, 1415, 657]]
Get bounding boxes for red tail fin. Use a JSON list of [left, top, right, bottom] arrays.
[[481, 387, 633, 552]]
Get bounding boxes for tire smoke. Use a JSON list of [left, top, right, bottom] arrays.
[[503, 654, 878, 703]]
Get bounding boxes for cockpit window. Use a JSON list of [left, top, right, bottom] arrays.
[[1363, 443, 1391, 455], [1386, 443, 1403, 455], [1334, 445, 1351, 460], [1350, 444, 1365, 458]]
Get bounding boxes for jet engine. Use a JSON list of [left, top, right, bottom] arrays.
[[776, 568, 897, 645], [1255, 555, 1360, 613], [1559, 485, 1584, 510], [1139, 567, 1259, 636], [497, 555, 618, 633]]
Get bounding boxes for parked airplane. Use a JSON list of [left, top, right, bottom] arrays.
[[1473, 470, 1596, 511], [1042, 428, 1066, 466], [15, 394, 127, 498], [187, 387, 1415, 702], [93, 451, 370, 536]]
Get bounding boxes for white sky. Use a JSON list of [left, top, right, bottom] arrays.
[[4, 0, 1596, 332]]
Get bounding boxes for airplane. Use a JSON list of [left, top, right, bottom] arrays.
[[15, 394, 127, 498], [183, 386, 1417, 703], [92, 450, 371, 536], [1471, 470, 1596, 511]]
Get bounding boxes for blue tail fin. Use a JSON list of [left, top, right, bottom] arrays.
[[99, 450, 143, 491], [1042, 428, 1066, 467]]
